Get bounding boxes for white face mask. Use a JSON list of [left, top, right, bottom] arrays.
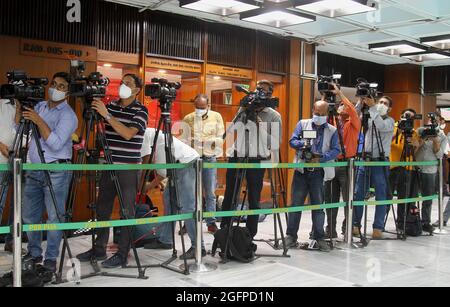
[[377, 103, 389, 116], [195, 108, 208, 117], [48, 87, 67, 102], [312, 115, 328, 126], [119, 84, 133, 100]]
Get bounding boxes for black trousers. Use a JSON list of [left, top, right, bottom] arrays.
[[325, 166, 349, 233], [220, 158, 265, 238], [95, 170, 138, 258], [388, 167, 419, 224]]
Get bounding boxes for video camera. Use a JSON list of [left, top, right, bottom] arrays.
[[69, 60, 110, 101], [398, 112, 423, 136], [318, 74, 342, 106], [356, 78, 381, 98], [0, 70, 48, 108], [145, 78, 181, 113], [299, 130, 318, 162], [236, 85, 280, 110], [420, 113, 439, 138]]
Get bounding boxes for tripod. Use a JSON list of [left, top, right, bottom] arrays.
[[137, 99, 190, 275], [56, 101, 146, 283], [0, 101, 80, 283]]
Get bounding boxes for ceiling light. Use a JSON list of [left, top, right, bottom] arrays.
[[179, 0, 259, 16], [421, 34, 450, 50], [158, 70, 167, 74], [401, 52, 450, 62], [241, 8, 315, 27], [294, 0, 376, 18], [369, 41, 427, 56], [213, 76, 221, 80], [103, 63, 113, 67]]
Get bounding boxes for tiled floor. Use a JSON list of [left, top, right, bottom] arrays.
[[1, 201, 449, 287]]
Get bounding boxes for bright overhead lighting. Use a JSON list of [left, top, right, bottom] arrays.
[[369, 41, 427, 56], [294, 0, 376, 18], [241, 8, 315, 27], [179, 0, 259, 16], [158, 70, 167, 74], [421, 34, 450, 50], [103, 63, 113, 67], [213, 76, 221, 80], [401, 52, 450, 62]]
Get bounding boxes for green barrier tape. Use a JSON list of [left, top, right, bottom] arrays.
[[22, 163, 192, 172], [0, 213, 194, 235], [0, 164, 8, 171], [355, 161, 439, 167], [204, 162, 348, 169], [354, 195, 438, 207], [203, 202, 346, 219]]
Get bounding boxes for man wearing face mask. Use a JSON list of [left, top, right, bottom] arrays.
[[77, 74, 148, 268], [353, 96, 395, 240], [16, 72, 78, 273], [182, 94, 224, 234], [324, 84, 361, 238], [284, 100, 341, 251], [414, 117, 448, 233]]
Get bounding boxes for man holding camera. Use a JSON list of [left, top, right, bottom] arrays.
[[414, 116, 448, 233], [17, 72, 78, 272], [77, 74, 149, 268], [324, 84, 361, 238], [0, 98, 19, 253], [353, 96, 395, 239], [183, 94, 224, 234], [220, 80, 282, 239], [284, 100, 341, 251]]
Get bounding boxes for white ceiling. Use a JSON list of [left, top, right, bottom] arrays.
[[106, 0, 450, 66]]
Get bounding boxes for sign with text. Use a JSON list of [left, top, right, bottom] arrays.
[[146, 57, 202, 74], [20, 39, 96, 61], [206, 64, 253, 80]]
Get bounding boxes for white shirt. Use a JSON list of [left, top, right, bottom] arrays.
[[141, 128, 200, 177], [0, 100, 17, 164]]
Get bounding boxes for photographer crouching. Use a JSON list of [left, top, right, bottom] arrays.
[[284, 100, 341, 251], [221, 80, 282, 239], [414, 114, 448, 234], [17, 72, 78, 273]]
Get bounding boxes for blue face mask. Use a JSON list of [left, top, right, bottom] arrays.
[[312, 115, 328, 126]]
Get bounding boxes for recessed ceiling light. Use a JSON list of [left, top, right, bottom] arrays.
[[158, 70, 167, 74], [421, 34, 450, 50], [369, 41, 427, 56], [213, 76, 221, 80], [241, 8, 315, 27], [179, 0, 259, 16], [294, 0, 376, 18], [103, 63, 113, 67], [401, 52, 450, 62]]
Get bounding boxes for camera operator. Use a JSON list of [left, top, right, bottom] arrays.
[[182, 94, 225, 234], [324, 84, 361, 238], [220, 80, 282, 239], [414, 115, 448, 233], [141, 128, 205, 260], [77, 74, 149, 269], [388, 109, 420, 228], [353, 96, 395, 240], [0, 98, 19, 253], [284, 100, 341, 251], [15, 72, 78, 273]]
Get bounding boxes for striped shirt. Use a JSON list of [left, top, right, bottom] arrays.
[[105, 100, 149, 164]]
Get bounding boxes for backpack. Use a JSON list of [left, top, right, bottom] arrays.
[[405, 206, 423, 237], [212, 226, 257, 263]]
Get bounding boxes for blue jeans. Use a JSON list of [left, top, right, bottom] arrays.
[[0, 171, 8, 223], [160, 166, 204, 249], [203, 157, 217, 225], [353, 166, 388, 230], [23, 170, 72, 261], [286, 170, 326, 240]]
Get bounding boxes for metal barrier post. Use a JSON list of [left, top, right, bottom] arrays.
[[346, 158, 356, 247], [13, 158, 22, 287], [435, 158, 447, 234], [189, 159, 217, 273]]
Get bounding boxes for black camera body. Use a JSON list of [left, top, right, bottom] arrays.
[[299, 130, 318, 162], [356, 78, 381, 98], [0, 70, 48, 108], [69, 60, 109, 101], [398, 113, 423, 136], [318, 74, 341, 107], [238, 87, 280, 110], [145, 78, 181, 113], [421, 113, 439, 138]]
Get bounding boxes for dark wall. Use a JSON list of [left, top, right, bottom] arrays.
[[425, 66, 450, 93]]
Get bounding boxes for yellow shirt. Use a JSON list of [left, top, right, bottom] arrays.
[[183, 111, 225, 158], [389, 125, 419, 169]]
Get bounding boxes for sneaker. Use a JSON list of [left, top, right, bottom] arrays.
[[76, 249, 108, 263], [207, 223, 218, 234], [179, 247, 207, 260], [23, 253, 43, 265], [316, 240, 331, 252], [43, 260, 57, 273], [144, 240, 173, 250], [433, 221, 447, 228], [372, 229, 383, 240], [422, 224, 435, 234], [102, 253, 128, 269], [325, 226, 338, 239], [283, 235, 298, 248], [352, 227, 361, 237]]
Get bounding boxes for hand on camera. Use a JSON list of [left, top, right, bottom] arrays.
[[91, 99, 109, 118], [22, 107, 42, 124]]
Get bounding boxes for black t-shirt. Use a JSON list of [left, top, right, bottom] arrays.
[[105, 100, 149, 164]]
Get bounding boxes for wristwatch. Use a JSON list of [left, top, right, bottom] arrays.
[[105, 113, 113, 121]]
